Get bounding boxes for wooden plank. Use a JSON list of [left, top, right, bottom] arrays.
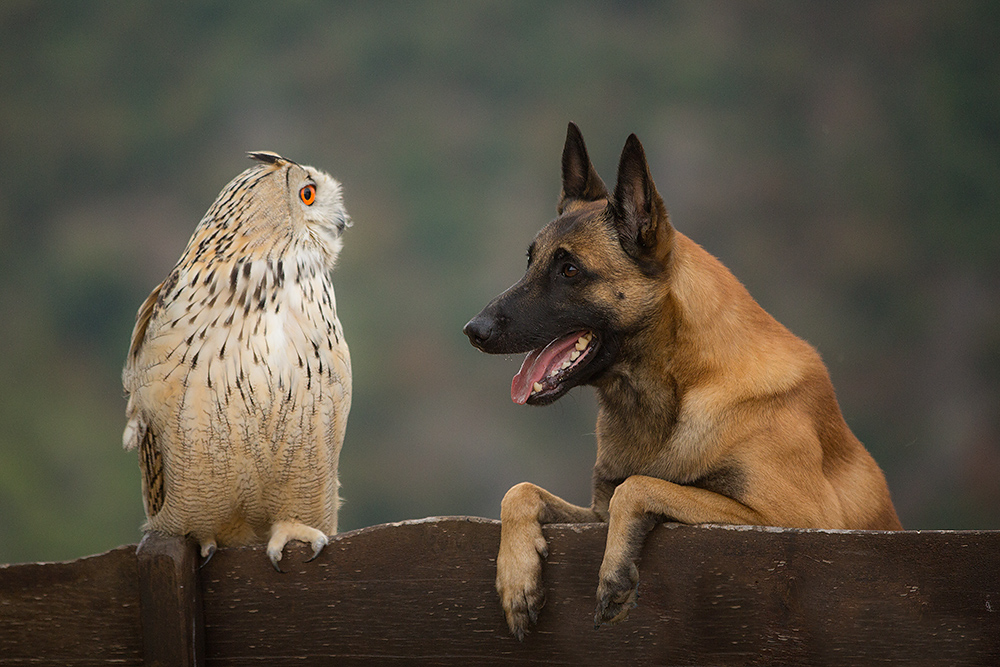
[[200, 516, 510, 665], [136, 531, 205, 667], [1, 520, 997, 665], [199, 518, 1000, 666], [0, 545, 142, 666], [640, 524, 1000, 666]]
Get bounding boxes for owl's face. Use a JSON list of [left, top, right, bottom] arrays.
[[287, 162, 351, 259], [222, 151, 350, 262]]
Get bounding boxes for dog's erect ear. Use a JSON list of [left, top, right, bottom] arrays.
[[611, 133, 673, 270], [558, 122, 609, 214]]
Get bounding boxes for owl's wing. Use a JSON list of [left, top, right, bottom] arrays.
[[127, 279, 165, 364], [122, 275, 170, 451], [123, 409, 165, 516], [138, 422, 165, 518]]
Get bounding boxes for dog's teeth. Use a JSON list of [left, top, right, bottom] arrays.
[[570, 350, 580, 361], [575, 338, 587, 351], [561, 360, 572, 370], [533, 382, 544, 393], [550, 369, 559, 377]]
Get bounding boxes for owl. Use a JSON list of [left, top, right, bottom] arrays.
[[122, 152, 352, 570]]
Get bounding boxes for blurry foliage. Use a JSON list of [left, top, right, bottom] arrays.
[[0, 1, 998, 563]]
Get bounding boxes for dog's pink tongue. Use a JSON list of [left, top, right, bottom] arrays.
[[511, 348, 545, 405], [510, 333, 583, 404]]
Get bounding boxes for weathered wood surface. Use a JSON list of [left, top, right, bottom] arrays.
[[137, 531, 204, 667], [201, 518, 1000, 666], [0, 544, 142, 665], [1, 518, 998, 665]]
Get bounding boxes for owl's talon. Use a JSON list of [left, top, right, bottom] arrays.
[[267, 520, 328, 570], [307, 533, 329, 562], [269, 550, 285, 573], [200, 540, 217, 568]]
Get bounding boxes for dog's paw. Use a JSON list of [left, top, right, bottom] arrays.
[[498, 578, 545, 641], [496, 526, 549, 640], [594, 561, 640, 627]]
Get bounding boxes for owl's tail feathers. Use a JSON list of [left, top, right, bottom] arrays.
[[266, 520, 329, 573]]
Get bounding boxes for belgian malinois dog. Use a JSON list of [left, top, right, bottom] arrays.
[[463, 123, 901, 639]]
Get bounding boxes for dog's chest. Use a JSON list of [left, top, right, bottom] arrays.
[[594, 389, 723, 484]]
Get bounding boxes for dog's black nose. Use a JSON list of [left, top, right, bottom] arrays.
[[463, 315, 495, 349]]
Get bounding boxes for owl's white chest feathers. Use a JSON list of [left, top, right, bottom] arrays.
[[130, 243, 351, 468]]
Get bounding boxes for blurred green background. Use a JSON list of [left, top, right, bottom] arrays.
[[1, 1, 998, 564]]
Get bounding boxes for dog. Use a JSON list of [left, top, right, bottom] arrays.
[[463, 123, 902, 639]]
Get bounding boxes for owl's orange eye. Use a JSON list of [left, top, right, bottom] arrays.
[[299, 184, 316, 206]]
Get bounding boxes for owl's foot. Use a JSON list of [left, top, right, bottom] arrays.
[[267, 520, 329, 572], [199, 539, 217, 567]]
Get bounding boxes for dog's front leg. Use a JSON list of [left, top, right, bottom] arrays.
[[594, 475, 765, 626], [498, 482, 600, 639]]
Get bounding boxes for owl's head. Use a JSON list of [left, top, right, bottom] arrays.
[[245, 151, 351, 259]]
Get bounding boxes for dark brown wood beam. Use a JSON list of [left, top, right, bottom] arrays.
[[1, 518, 998, 665]]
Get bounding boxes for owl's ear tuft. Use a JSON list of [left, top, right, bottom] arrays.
[[247, 151, 286, 165]]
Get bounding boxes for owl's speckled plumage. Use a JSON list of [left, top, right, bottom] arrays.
[[122, 152, 352, 568]]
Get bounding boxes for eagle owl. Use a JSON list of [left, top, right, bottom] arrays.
[[122, 152, 352, 569]]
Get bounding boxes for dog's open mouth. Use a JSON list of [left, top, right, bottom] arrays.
[[511, 331, 597, 405]]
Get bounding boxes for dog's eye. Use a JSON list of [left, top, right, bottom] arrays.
[[561, 263, 579, 278]]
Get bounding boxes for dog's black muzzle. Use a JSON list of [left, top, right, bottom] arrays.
[[464, 279, 597, 356], [463, 311, 504, 352], [464, 282, 529, 353]]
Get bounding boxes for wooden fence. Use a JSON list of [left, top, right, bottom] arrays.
[[1, 517, 998, 665]]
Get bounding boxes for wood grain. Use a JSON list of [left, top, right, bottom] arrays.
[[1, 519, 998, 665], [199, 519, 1000, 666], [136, 531, 205, 667], [0, 545, 142, 665]]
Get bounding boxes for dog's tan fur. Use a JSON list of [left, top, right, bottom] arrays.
[[464, 123, 901, 638]]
